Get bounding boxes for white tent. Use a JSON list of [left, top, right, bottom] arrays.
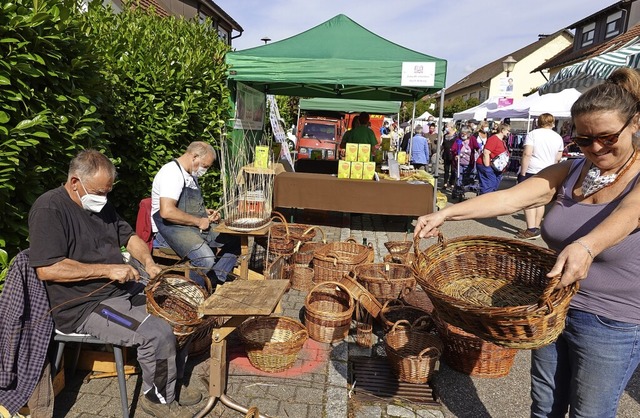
[[414, 110, 433, 121], [486, 89, 582, 120], [453, 96, 502, 120]]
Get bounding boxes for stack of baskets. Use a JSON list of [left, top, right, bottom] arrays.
[[412, 234, 579, 349], [313, 239, 370, 283], [266, 213, 318, 284], [353, 263, 416, 303], [145, 273, 208, 348], [434, 314, 518, 378], [304, 281, 354, 343], [384, 319, 443, 384], [379, 299, 434, 333], [290, 226, 326, 292], [238, 316, 308, 373]]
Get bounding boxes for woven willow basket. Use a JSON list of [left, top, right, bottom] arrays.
[[434, 314, 517, 378], [304, 281, 354, 343], [145, 273, 207, 348], [412, 234, 578, 349], [313, 240, 370, 283], [379, 299, 435, 333], [239, 316, 308, 373], [353, 263, 416, 303]]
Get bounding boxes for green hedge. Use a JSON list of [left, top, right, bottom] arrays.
[[85, 2, 232, 222]]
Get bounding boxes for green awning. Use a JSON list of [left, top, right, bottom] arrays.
[[298, 98, 401, 114]]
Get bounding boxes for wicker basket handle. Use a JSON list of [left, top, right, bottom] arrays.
[[537, 275, 562, 311], [389, 319, 411, 333], [381, 299, 405, 312], [270, 211, 290, 235], [303, 225, 326, 243], [291, 328, 309, 345], [305, 281, 355, 309], [417, 346, 441, 360], [413, 232, 445, 259], [356, 293, 373, 323], [411, 315, 433, 332], [245, 406, 260, 418]]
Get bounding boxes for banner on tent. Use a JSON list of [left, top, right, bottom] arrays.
[[234, 83, 265, 131], [267, 95, 294, 167], [401, 62, 436, 87]]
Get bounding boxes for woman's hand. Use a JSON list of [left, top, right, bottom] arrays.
[[547, 241, 594, 288], [414, 211, 447, 238]]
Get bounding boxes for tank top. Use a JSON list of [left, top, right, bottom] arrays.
[[541, 158, 640, 324]]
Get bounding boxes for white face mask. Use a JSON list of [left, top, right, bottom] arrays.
[[77, 178, 108, 213], [191, 165, 207, 178]]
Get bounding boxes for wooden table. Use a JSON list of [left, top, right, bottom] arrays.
[[214, 221, 271, 280], [273, 172, 433, 217], [194, 279, 289, 418]]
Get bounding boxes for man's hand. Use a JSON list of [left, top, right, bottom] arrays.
[[108, 264, 140, 283], [197, 217, 210, 232], [144, 262, 163, 280], [207, 208, 221, 223]]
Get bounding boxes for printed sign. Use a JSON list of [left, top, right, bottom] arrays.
[[401, 62, 436, 87], [233, 83, 265, 131]]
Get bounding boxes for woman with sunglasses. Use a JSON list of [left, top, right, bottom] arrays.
[[414, 67, 640, 418]]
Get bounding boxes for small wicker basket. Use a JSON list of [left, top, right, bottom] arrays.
[[238, 316, 308, 373], [379, 299, 434, 333], [384, 240, 413, 255], [384, 320, 443, 384], [145, 273, 207, 348], [355, 294, 374, 348], [354, 263, 416, 302], [290, 264, 314, 292], [413, 234, 578, 349], [434, 314, 517, 378], [313, 240, 370, 283], [304, 281, 354, 343]]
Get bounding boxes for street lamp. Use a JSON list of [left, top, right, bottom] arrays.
[[260, 36, 271, 44], [502, 55, 517, 77]]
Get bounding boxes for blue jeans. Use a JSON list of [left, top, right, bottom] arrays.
[[154, 230, 238, 288], [530, 309, 640, 418], [476, 164, 502, 194]]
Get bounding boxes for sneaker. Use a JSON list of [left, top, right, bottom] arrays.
[[514, 228, 541, 240], [176, 380, 203, 406], [140, 396, 193, 418]]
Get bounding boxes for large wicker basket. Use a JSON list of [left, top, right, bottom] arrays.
[[313, 240, 370, 283], [304, 281, 354, 343], [413, 234, 578, 349], [434, 314, 517, 378], [354, 263, 416, 302], [379, 299, 434, 333], [145, 273, 207, 348], [384, 320, 443, 384], [238, 316, 308, 373]]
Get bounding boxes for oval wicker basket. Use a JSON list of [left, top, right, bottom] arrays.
[[379, 299, 435, 333], [238, 316, 308, 373], [434, 314, 517, 378], [384, 240, 413, 255], [304, 281, 354, 343], [313, 240, 371, 283], [384, 320, 443, 384], [145, 273, 207, 347], [412, 234, 579, 349], [353, 263, 416, 303]]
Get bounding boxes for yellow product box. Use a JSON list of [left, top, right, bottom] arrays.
[[254, 145, 269, 168], [357, 144, 371, 162], [380, 136, 391, 151], [345, 143, 359, 162], [363, 162, 376, 180], [350, 161, 364, 179], [337, 160, 351, 179], [397, 151, 407, 165]]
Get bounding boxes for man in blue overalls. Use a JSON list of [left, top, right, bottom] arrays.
[[151, 141, 240, 288]]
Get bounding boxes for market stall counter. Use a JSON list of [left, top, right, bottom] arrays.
[[273, 172, 433, 217]]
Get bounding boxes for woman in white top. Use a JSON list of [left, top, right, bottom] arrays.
[[515, 113, 565, 239]]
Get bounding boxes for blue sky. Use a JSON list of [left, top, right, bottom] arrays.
[[215, 0, 615, 87]]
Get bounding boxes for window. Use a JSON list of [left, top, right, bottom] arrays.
[[581, 23, 595, 47], [218, 28, 230, 44], [479, 90, 488, 102], [605, 11, 623, 38]]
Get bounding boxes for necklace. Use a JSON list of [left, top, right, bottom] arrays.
[[581, 147, 638, 197]]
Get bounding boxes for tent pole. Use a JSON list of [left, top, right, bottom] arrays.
[[408, 100, 417, 159], [433, 89, 445, 213]]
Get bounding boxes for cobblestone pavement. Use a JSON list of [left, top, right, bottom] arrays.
[[54, 176, 640, 417]]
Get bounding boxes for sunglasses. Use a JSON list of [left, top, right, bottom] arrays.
[[571, 114, 635, 147]]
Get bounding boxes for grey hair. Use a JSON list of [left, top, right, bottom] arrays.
[[460, 127, 472, 135], [68, 149, 116, 182], [186, 141, 216, 159]]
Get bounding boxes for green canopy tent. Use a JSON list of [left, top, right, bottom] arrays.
[[298, 98, 401, 115], [226, 14, 447, 212]]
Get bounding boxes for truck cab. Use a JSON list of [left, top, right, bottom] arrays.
[[296, 115, 344, 160]]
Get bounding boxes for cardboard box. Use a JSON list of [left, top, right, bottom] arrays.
[[397, 151, 407, 165], [363, 162, 376, 180], [254, 145, 269, 168], [380, 135, 391, 151], [345, 143, 359, 162], [357, 144, 371, 162], [70, 348, 137, 374], [350, 161, 364, 179], [338, 160, 351, 178]]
